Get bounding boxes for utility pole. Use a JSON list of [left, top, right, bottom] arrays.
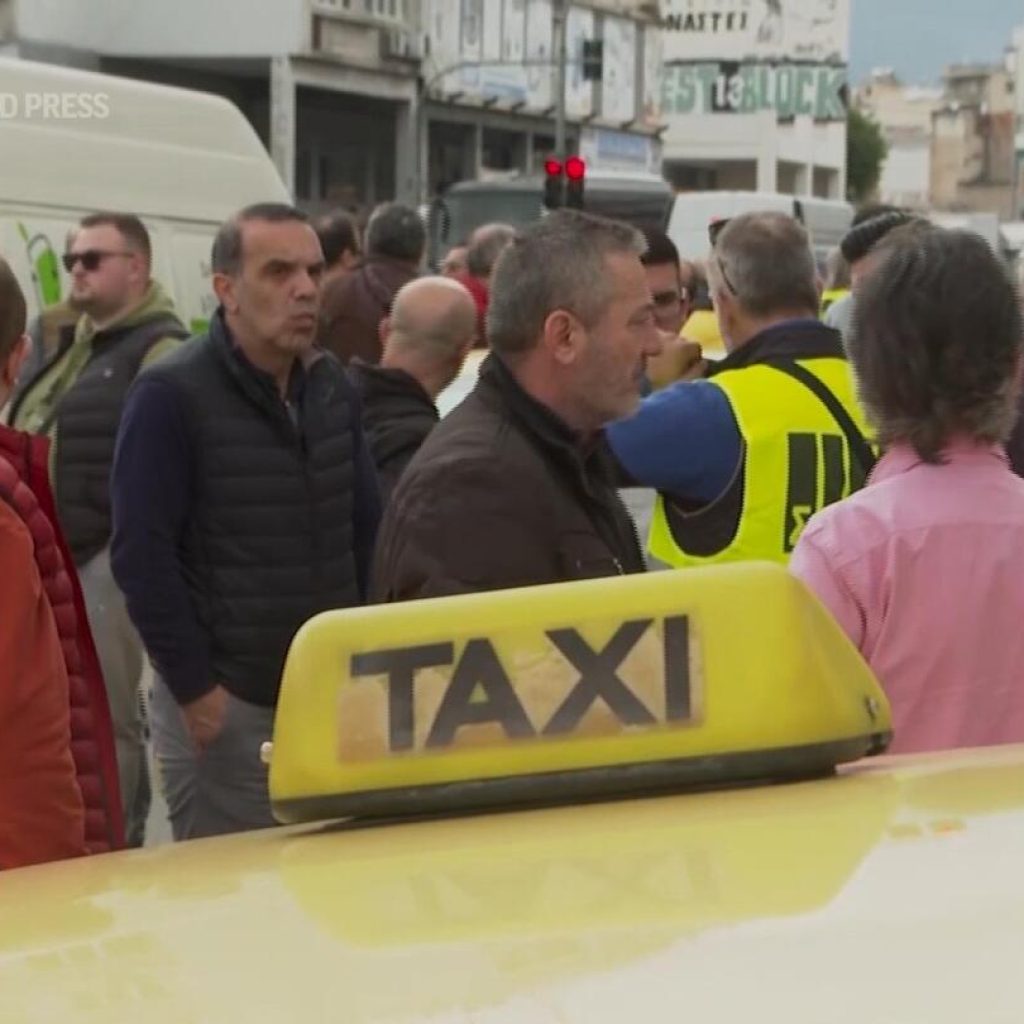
[[553, 0, 568, 158]]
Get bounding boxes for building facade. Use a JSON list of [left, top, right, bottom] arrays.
[[0, 0, 664, 217], [2, 0, 422, 216], [658, 0, 849, 200], [930, 63, 1017, 220], [855, 70, 940, 210], [419, 0, 664, 199]]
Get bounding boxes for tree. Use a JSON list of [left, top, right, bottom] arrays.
[[846, 107, 888, 204]]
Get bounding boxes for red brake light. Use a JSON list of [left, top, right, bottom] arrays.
[[565, 156, 586, 181]]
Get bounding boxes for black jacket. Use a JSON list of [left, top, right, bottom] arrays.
[[348, 360, 438, 504], [372, 354, 645, 602]]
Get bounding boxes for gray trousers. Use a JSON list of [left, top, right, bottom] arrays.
[[149, 675, 277, 841], [78, 547, 150, 846]]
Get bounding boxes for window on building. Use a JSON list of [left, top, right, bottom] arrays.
[[482, 128, 526, 173]]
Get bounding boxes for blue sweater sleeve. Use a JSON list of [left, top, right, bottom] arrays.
[[606, 380, 742, 505], [110, 376, 212, 706]]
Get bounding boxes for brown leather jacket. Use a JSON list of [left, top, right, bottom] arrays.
[[317, 256, 418, 365], [372, 354, 645, 602]]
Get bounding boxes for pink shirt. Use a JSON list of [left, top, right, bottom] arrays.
[[790, 440, 1024, 755]]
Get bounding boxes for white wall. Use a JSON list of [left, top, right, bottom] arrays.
[[776, 116, 845, 168], [663, 112, 777, 162], [878, 138, 931, 208], [16, 0, 306, 57], [664, 111, 844, 195]]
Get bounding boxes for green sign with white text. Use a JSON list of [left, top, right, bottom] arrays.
[[662, 62, 847, 122]]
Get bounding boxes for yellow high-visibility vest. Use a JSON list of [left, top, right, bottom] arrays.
[[821, 287, 850, 315], [648, 358, 871, 568]]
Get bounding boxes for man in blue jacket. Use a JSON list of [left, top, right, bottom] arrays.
[[111, 203, 381, 840]]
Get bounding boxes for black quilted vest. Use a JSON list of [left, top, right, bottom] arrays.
[[53, 314, 187, 566], [142, 312, 361, 706]]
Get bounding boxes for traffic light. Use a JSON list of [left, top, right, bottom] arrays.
[[581, 39, 604, 82], [543, 158, 564, 210], [565, 156, 586, 210]]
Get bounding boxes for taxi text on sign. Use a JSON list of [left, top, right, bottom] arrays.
[[342, 615, 696, 760]]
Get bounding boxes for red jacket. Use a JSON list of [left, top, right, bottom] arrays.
[[0, 425, 123, 861], [454, 272, 489, 346]]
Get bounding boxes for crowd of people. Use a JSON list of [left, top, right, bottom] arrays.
[[3, 192, 1024, 870]]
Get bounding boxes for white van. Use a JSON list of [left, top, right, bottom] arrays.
[[667, 191, 853, 270], [0, 58, 289, 331]]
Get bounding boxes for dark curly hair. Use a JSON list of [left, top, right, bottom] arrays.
[[849, 226, 1023, 463], [840, 210, 918, 264]]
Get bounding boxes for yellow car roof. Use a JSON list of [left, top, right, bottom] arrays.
[[2, 742, 1022, 1023]]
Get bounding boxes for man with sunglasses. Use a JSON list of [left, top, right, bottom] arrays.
[[607, 211, 871, 568], [10, 211, 188, 847]]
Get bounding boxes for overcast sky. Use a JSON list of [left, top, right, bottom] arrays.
[[849, 0, 1022, 85]]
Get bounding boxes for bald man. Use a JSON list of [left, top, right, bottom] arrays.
[[348, 276, 477, 502]]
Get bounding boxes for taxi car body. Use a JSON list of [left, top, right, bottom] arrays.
[[3, 746, 1021, 1023], [2, 564, 1020, 1022]]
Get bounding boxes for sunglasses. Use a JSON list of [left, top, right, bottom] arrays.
[[62, 249, 133, 273]]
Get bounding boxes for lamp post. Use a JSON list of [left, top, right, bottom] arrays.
[[553, 0, 568, 160]]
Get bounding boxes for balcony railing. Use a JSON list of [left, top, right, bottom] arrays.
[[310, 0, 412, 28]]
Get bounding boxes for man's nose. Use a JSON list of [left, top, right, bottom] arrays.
[[294, 270, 318, 299]]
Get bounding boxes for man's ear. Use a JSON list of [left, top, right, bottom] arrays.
[[126, 249, 149, 287], [378, 315, 392, 350], [541, 309, 580, 366], [212, 272, 238, 315]]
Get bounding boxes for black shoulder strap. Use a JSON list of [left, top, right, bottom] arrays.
[[772, 359, 877, 478]]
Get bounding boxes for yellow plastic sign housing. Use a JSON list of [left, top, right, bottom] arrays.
[[269, 562, 891, 823]]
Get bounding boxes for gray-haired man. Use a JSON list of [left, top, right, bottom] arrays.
[[607, 210, 872, 569], [372, 210, 663, 601]]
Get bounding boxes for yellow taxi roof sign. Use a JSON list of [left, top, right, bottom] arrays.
[[269, 562, 891, 823]]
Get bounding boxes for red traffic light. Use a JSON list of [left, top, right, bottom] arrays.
[[565, 156, 586, 181], [544, 158, 563, 177]]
